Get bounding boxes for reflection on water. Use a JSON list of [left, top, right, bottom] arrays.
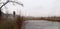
[[22, 20, 60, 29]]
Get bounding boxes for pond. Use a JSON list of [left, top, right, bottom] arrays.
[[21, 20, 60, 29]]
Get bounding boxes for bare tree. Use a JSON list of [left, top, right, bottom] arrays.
[[0, 0, 23, 16]]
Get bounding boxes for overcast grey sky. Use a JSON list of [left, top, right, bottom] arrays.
[[1, 0, 60, 17]]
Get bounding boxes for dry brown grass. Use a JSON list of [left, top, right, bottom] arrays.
[[0, 15, 60, 29]]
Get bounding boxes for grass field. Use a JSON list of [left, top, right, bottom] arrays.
[[0, 14, 60, 29]]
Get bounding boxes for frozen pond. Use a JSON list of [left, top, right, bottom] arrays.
[[22, 20, 60, 29]]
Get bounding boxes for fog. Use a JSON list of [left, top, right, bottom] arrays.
[[1, 0, 60, 17]]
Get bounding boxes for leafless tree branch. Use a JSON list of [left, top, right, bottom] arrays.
[[0, 0, 23, 16], [0, 1, 9, 9], [9, 1, 23, 6], [0, 0, 23, 9]]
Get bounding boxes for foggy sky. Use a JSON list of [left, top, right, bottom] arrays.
[[1, 0, 60, 17]]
